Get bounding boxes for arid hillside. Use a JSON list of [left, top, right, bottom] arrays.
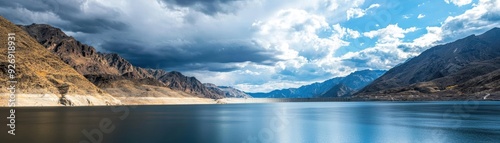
[[0, 16, 121, 106]]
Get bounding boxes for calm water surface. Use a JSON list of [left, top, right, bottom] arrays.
[[1, 101, 499, 143]]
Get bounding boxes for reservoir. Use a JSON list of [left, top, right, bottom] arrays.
[[1, 101, 499, 143]]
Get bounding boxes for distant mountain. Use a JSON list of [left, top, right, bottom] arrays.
[[249, 78, 343, 98], [320, 84, 354, 97], [203, 83, 252, 98], [249, 70, 385, 98], [320, 70, 386, 97], [357, 28, 500, 100], [20, 23, 224, 99], [0, 16, 120, 106], [218, 86, 252, 98]]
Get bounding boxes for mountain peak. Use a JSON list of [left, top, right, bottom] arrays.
[[20, 23, 69, 41]]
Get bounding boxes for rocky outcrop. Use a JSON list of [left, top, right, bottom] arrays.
[[0, 16, 121, 106], [357, 28, 500, 100], [103, 53, 152, 78]]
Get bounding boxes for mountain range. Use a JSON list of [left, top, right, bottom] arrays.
[[249, 70, 386, 98], [1, 15, 499, 106], [20, 23, 229, 100], [357, 28, 500, 100]]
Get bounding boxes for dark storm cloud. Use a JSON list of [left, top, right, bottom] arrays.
[[158, 0, 243, 15], [102, 40, 280, 72], [0, 0, 127, 33]]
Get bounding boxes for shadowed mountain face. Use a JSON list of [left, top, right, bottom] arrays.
[[320, 70, 386, 97], [20, 23, 224, 99], [0, 16, 121, 106], [249, 70, 385, 98], [320, 84, 353, 97], [358, 28, 500, 100]]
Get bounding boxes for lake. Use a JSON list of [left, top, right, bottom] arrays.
[[1, 101, 499, 143]]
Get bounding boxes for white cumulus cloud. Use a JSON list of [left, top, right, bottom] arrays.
[[444, 0, 473, 6], [346, 4, 380, 20], [417, 14, 425, 19]]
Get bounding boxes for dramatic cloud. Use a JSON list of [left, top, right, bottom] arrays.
[[157, 0, 248, 15], [1, 0, 498, 92], [0, 0, 127, 33], [439, 0, 500, 41], [102, 40, 280, 71], [342, 24, 419, 69]]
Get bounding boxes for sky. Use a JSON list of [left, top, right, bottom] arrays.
[[1, 0, 500, 92]]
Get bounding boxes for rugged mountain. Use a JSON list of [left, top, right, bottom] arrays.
[[20, 23, 224, 99], [203, 83, 227, 97], [103, 53, 152, 78], [357, 28, 500, 100], [249, 78, 343, 98], [156, 71, 224, 99], [320, 84, 354, 97], [250, 70, 385, 98], [320, 70, 386, 97], [204, 83, 252, 98], [0, 16, 120, 106], [218, 86, 252, 98]]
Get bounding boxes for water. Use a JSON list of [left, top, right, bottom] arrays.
[[1, 101, 499, 143]]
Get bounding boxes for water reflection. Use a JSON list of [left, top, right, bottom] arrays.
[[1, 102, 499, 143]]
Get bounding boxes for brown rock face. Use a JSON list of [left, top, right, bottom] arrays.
[[20, 23, 224, 99], [0, 16, 121, 106], [21, 24, 117, 75], [153, 70, 224, 99]]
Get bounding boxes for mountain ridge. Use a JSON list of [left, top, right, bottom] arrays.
[[203, 83, 252, 98], [20, 23, 225, 99], [357, 27, 500, 100], [249, 70, 385, 98]]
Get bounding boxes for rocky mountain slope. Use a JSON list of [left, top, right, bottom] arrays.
[[319, 84, 353, 97], [357, 28, 500, 100], [20, 23, 224, 99], [204, 83, 252, 98], [155, 71, 223, 99], [249, 70, 385, 98], [0, 16, 121, 106], [320, 70, 386, 97]]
